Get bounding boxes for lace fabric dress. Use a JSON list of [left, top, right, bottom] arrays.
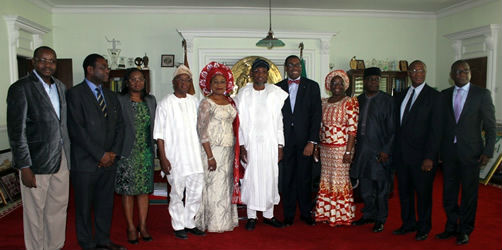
[[195, 98, 239, 232], [115, 101, 154, 195], [314, 96, 359, 226]]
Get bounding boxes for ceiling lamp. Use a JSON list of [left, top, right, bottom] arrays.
[[256, 0, 285, 49]]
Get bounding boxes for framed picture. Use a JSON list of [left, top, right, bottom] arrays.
[[161, 54, 175, 67], [0, 149, 12, 173], [356, 60, 365, 69], [0, 172, 20, 201], [399, 60, 408, 72], [480, 138, 502, 185]]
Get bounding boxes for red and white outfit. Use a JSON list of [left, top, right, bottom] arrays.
[[315, 96, 359, 226]]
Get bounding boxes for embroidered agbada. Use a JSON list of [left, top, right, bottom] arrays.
[[153, 93, 204, 231], [235, 83, 288, 211], [153, 94, 203, 177]]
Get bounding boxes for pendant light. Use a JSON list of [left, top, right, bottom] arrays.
[[256, 0, 285, 49]]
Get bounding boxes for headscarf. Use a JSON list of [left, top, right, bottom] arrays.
[[325, 69, 349, 91], [199, 62, 234, 96]]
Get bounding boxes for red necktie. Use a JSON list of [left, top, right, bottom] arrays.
[[288, 79, 300, 85]]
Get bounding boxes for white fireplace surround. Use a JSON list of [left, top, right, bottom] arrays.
[[177, 29, 336, 97], [444, 24, 500, 102], [4, 15, 51, 84]]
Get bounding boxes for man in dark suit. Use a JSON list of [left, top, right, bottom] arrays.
[[436, 60, 496, 245], [276, 55, 322, 226], [7, 46, 71, 250], [67, 54, 125, 250], [393, 60, 442, 241], [351, 67, 395, 233]]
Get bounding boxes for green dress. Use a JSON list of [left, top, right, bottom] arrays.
[[115, 101, 154, 195]]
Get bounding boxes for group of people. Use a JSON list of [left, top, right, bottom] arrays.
[[6, 45, 496, 250]]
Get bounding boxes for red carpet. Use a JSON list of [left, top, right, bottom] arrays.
[[0, 170, 501, 250]]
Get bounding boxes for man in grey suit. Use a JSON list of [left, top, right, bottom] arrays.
[[7, 46, 71, 250], [436, 60, 496, 245], [67, 54, 125, 250]]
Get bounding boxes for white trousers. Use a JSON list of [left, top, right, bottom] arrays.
[[167, 173, 204, 231], [20, 151, 69, 250], [247, 207, 274, 219]]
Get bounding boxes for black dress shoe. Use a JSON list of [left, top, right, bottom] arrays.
[[435, 231, 457, 239], [352, 217, 375, 226], [393, 226, 417, 235], [300, 216, 316, 226], [185, 227, 206, 236], [283, 218, 294, 226], [456, 233, 469, 245], [95, 242, 127, 250], [415, 232, 428, 241], [372, 222, 384, 233], [174, 229, 188, 239], [246, 218, 257, 231], [263, 217, 284, 228]]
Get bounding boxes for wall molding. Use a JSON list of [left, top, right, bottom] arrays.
[[444, 24, 500, 102], [436, 0, 497, 18], [3, 15, 51, 84], [30, 0, 498, 18]]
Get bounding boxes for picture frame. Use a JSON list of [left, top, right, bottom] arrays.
[[479, 138, 502, 185], [0, 149, 12, 173], [161, 54, 175, 67], [399, 60, 408, 72], [356, 60, 365, 70], [0, 172, 20, 201]]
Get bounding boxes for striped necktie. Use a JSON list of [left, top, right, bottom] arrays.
[[95, 88, 108, 117]]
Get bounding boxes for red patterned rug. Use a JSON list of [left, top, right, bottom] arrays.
[[0, 199, 21, 219]]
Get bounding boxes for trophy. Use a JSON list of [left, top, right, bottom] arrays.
[[106, 37, 121, 69]]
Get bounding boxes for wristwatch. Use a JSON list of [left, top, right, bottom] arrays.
[[344, 152, 351, 155]]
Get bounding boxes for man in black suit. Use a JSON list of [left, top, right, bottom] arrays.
[[67, 54, 125, 250], [351, 67, 395, 233], [393, 60, 442, 241], [7, 46, 71, 250], [276, 55, 322, 226], [436, 60, 496, 245]]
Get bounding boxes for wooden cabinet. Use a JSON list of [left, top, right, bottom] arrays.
[[104, 69, 150, 94], [347, 69, 408, 97]]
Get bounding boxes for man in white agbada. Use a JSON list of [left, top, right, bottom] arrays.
[[236, 59, 288, 231], [153, 65, 206, 239]]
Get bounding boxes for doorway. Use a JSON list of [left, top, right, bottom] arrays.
[[16, 56, 74, 89], [464, 57, 487, 88]]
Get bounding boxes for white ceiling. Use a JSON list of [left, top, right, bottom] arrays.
[[32, 0, 486, 13]]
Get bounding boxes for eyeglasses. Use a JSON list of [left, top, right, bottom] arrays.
[[286, 63, 301, 68], [35, 58, 56, 64], [455, 69, 470, 75], [94, 65, 110, 71], [129, 77, 145, 83], [409, 69, 426, 74]]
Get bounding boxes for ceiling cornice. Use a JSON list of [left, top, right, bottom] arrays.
[[436, 0, 497, 18], [47, 6, 435, 19], [28, 0, 497, 19]]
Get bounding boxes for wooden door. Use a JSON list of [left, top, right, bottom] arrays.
[[17, 56, 73, 89], [465, 57, 487, 88]]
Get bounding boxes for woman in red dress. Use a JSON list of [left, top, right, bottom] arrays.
[[314, 70, 359, 226]]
